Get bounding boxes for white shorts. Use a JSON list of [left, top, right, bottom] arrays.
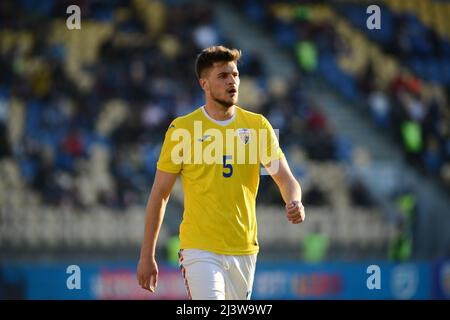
[[178, 249, 257, 300]]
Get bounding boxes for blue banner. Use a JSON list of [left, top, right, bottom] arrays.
[[432, 259, 450, 299], [0, 261, 434, 300], [0, 262, 186, 300], [252, 261, 432, 300]]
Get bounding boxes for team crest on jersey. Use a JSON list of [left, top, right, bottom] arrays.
[[237, 128, 250, 145]]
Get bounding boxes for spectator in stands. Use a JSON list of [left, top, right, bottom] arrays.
[[0, 123, 11, 158], [350, 177, 374, 208], [423, 136, 442, 174], [389, 220, 412, 262], [302, 223, 329, 263], [303, 183, 328, 207], [368, 89, 391, 129]]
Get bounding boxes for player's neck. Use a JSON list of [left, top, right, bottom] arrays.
[[204, 103, 235, 121]]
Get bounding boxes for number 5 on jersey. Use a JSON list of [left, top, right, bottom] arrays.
[[223, 155, 233, 178]]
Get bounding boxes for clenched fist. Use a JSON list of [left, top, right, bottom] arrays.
[[285, 200, 305, 224]]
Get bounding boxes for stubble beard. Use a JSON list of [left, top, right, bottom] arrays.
[[212, 92, 238, 109]]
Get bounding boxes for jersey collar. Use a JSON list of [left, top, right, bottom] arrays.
[[201, 106, 236, 127]]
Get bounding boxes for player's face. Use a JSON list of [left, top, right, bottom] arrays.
[[202, 61, 239, 108]]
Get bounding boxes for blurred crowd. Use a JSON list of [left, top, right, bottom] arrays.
[[1, 0, 442, 225], [4, 0, 444, 261], [234, 0, 450, 190], [0, 0, 219, 209], [0, 0, 368, 211]]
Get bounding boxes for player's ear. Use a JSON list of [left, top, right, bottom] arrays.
[[199, 78, 208, 92]]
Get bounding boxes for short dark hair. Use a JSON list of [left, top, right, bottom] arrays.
[[195, 45, 241, 79]]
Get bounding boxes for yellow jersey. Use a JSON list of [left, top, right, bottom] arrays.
[[157, 106, 284, 255]]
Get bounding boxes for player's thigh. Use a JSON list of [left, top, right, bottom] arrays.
[[227, 254, 257, 300], [181, 250, 226, 300]]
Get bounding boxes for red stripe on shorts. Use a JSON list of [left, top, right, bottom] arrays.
[[178, 250, 192, 300]]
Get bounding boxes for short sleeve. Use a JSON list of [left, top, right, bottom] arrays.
[[156, 120, 183, 174], [259, 116, 284, 166]]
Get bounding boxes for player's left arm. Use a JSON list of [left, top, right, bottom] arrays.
[[265, 157, 305, 224]]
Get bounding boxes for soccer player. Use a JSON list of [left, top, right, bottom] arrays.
[[137, 45, 305, 300]]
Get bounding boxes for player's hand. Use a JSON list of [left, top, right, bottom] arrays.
[[285, 200, 305, 224], [137, 257, 158, 293]]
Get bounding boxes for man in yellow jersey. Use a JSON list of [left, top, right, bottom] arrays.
[[137, 46, 305, 300]]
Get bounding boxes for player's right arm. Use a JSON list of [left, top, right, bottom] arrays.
[[137, 169, 178, 292]]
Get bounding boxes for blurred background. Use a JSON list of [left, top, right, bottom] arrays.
[[0, 0, 449, 299]]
